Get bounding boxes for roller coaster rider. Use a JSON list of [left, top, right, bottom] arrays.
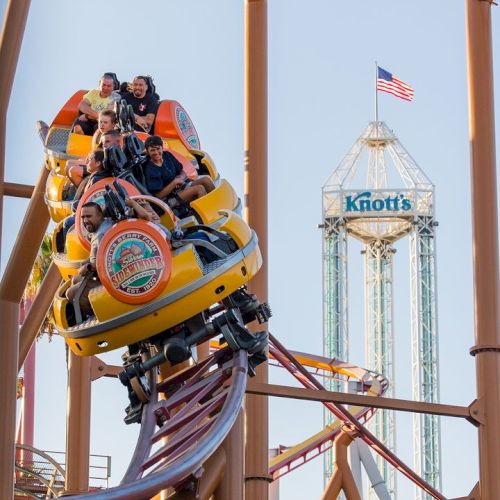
[[121, 76, 159, 133], [62, 149, 110, 239], [66, 110, 119, 188], [124, 195, 225, 265], [73, 74, 120, 135], [142, 135, 215, 209], [61, 130, 125, 240], [65, 202, 112, 320]]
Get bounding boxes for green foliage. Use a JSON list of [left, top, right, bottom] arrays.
[[23, 233, 57, 339]]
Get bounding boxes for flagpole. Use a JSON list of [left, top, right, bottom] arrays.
[[375, 61, 379, 123], [375, 61, 379, 139]]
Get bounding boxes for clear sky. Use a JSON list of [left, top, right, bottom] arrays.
[[1, 1, 499, 498]]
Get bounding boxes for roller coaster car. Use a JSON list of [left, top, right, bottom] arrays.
[[50, 168, 241, 281], [42, 91, 223, 222], [53, 205, 265, 353], [41, 90, 206, 175], [46, 92, 270, 423]]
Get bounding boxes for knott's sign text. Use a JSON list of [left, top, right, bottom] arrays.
[[344, 191, 412, 213]]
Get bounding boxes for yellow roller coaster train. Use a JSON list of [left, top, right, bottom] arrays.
[[40, 86, 270, 424]]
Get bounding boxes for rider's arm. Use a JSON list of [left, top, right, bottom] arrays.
[[125, 197, 152, 221], [78, 98, 98, 120], [155, 177, 184, 199]]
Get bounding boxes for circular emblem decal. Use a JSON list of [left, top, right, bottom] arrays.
[[97, 220, 172, 304], [75, 179, 141, 251], [175, 104, 200, 150]]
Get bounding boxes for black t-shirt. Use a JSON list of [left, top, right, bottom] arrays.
[[143, 152, 183, 196], [89, 170, 110, 186], [121, 92, 159, 117]]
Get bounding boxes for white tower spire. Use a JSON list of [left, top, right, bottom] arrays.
[[322, 121, 440, 498]]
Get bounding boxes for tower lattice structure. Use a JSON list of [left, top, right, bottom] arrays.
[[322, 121, 441, 498]]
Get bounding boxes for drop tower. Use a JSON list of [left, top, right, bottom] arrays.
[[322, 121, 440, 498]]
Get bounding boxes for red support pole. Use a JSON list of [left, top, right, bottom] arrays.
[[19, 298, 36, 453], [21, 343, 36, 448]]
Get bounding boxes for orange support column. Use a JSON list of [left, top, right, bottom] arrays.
[[0, 300, 20, 497], [465, 1, 500, 499], [0, 1, 31, 495], [215, 409, 245, 499], [0, 166, 50, 497], [244, 1, 269, 499], [322, 431, 360, 500], [64, 352, 91, 494], [0, 0, 31, 261]]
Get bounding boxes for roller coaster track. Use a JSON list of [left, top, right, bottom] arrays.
[[29, 333, 445, 499], [268, 333, 446, 500], [66, 346, 248, 499], [267, 344, 388, 480]]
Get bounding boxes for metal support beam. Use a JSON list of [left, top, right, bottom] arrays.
[[410, 216, 441, 498], [0, 300, 19, 498], [364, 240, 396, 496], [355, 439, 392, 500], [19, 343, 36, 450], [4, 182, 34, 198], [246, 381, 471, 419], [322, 431, 361, 500], [322, 217, 348, 483], [465, 1, 500, 499], [0, 164, 47, 498], [18, 262, 61, 369], [89, 356, 123, 381], [215, 410, 245, 500], [170, 447, 226, 500], [0, 165, 50, 301], [64, 353, 91, 494], [244, 1, 269, 499], [0, 0, 31, 263], [0, 2, 32, 495]]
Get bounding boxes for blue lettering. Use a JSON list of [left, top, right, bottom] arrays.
[[402, 198, 412, 211], [359, 199, 371, 211], [345, 192, 411, 212], [345, 192, 370, 212], [345, 196, 359, 212]]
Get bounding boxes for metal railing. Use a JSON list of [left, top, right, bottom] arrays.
[[14, 444, 111, 497]]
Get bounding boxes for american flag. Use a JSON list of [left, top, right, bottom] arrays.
[[377, 67, 414, 102]]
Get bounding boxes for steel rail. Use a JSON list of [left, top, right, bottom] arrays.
[[210, 338, 388, 480], [122, 349, 226, 484], [120, 372, 159, 484], [15, 443, 66, 478], [69, 349, 248, 499], [14, 465, 62, 497], [269, 333, 447, 500], [266, 345, 386, 480]]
